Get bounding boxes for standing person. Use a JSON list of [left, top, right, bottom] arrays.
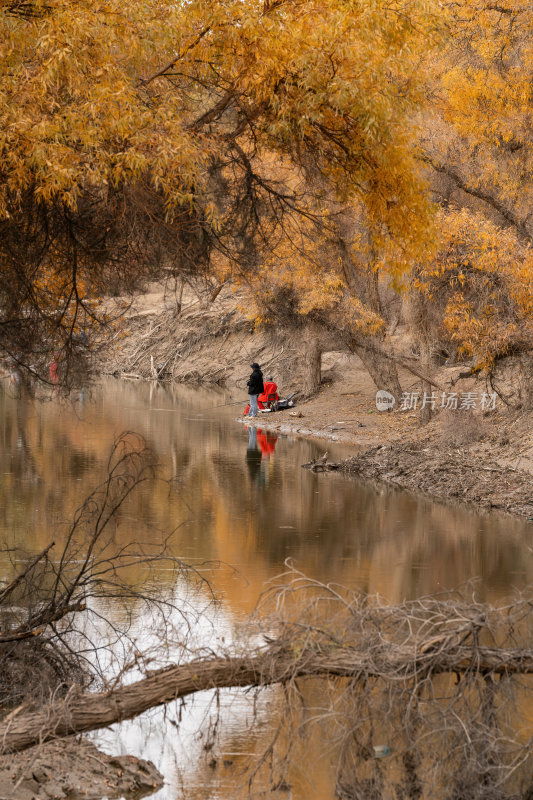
[[244, 374, 280, 415], [246, 362, 264, 417]]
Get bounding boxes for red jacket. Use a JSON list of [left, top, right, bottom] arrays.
[[258, 381, 279, 405], [244, 381, 279, 415]]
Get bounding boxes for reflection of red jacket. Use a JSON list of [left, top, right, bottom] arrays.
[[257, 429, 277, 456], [49, 359, 59, 385]]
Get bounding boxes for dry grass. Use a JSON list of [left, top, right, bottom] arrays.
[[439, 409, 487, 446]]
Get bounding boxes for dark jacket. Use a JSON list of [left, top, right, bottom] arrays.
[[247, 368, 264, 395]]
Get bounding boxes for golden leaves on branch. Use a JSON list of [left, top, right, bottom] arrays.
[[415, 209, 533, 369]]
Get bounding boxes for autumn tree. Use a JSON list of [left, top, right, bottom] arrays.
[[408, 208, 533, 409], [240, 0, 533, 401], [241, 205, 408, 396], [0, 0, 214, 385], [410, 0, 533, 409], [185, 0, 438, 397], [0, 0, 440, 391], [422, 0, 532, 243]]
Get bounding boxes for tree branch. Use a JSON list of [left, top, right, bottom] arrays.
[[139, 27, 211, 86], [0, 543, 55, 605], [423, 155, 532, 243], [1, 641, 533, 754]]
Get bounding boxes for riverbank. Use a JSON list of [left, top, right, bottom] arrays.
[[101, 280, 533, 521], [238, 392, 533, 520], [0, 739, 162, 800]]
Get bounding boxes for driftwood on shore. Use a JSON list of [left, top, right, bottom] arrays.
[[302, 452, 341, 471]]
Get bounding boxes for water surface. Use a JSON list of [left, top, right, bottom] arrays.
[[0, 378, 531, 798]]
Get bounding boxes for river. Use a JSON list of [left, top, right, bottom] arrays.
[[0, 378, 531, 799]]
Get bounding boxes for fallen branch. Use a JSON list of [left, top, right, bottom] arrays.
[[2, 639, 533, 754], [0, 601, 86, 643]]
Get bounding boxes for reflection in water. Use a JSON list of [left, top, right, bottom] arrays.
[[0, 378, 531, 605], [256, 427, 278, 459], [245, 426, 278, 487], [246, 425, 262, 485], [0, 379, 532, 798]]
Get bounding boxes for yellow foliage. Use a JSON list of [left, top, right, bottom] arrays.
[[244, 212, 384, 336], [428, 0, 533, 230], [1, 0, 438, 242], [416, 209, 533, 369], [0, 0, 208, 217]]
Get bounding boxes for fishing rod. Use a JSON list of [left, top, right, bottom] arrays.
[[213, 391, 297, 410], [213, 398, 248, 408]]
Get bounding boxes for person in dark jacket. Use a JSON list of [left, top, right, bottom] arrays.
[[246, 362, 264, 417], [243, 374, 279, 415]]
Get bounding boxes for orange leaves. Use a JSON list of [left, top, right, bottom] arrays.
[[241, 203, 387, 338], [416, 208, 533, 369], [1, 0, 440, 258], [0, 0, 206, 218], [29, 262, 104, 342], [427, 0, 533, 239], [176, 0, 437, 248]]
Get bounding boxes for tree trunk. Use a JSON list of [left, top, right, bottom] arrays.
[[302, 327, 322, 396], [419, 341, 433, 425], [350, 336, 403, 402], [2, 645, 533, 754], [366, 264, 383, 317]]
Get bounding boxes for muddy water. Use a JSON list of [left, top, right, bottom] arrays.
[[0, 378, 531, 799]]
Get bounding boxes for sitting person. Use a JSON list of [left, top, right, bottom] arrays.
[[243, 375, 279, 415], [258, 375, 279, 407]]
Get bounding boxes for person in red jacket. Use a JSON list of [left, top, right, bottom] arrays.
[[49, 354, 60, 385], [259, 376, 279, 407]]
